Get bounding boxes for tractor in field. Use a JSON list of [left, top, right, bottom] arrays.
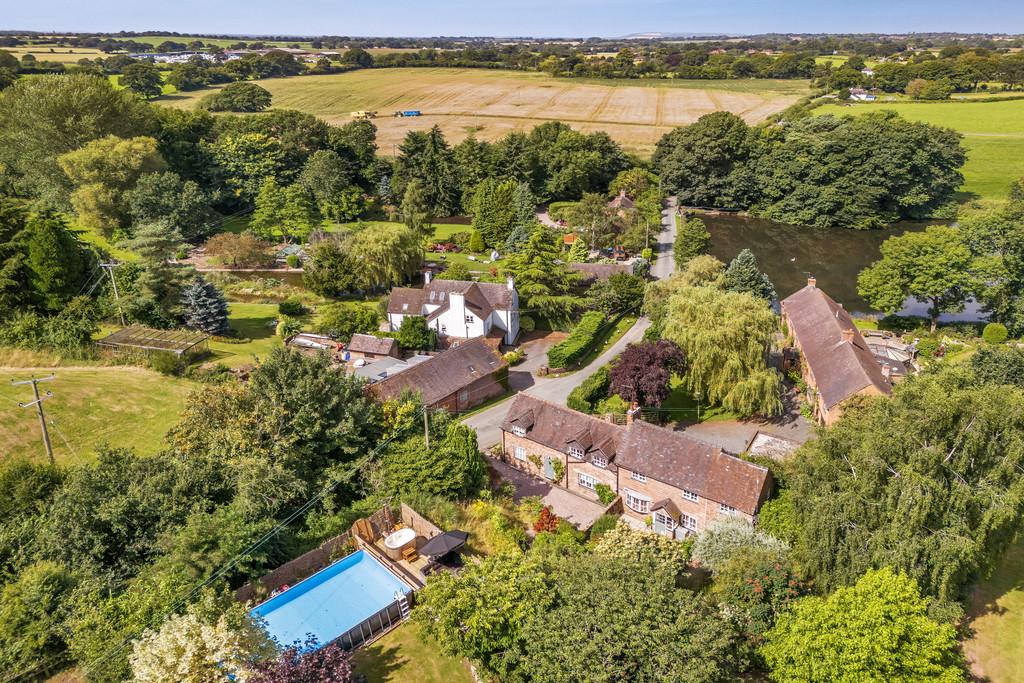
[[350, 111, 378, 120]]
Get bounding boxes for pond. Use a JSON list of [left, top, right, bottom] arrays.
[[702, 214, 984, 321]]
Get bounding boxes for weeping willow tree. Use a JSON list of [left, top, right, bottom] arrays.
[[661, 285, 782, 417], [346, 223, 422, 291]]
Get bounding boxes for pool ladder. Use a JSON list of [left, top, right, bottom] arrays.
[[396, 592, 411, 619]]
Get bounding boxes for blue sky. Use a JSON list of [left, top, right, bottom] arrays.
[[7, 0, 1023, 37]]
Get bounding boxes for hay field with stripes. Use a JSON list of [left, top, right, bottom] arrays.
[[163, 68, 808, 155]]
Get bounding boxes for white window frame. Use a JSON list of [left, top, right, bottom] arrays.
[[513, 446, 527, 461], [592, 455, 607, 469], [719, 503, 737, 515], [682, 489, 698, 503], [568, 446, 584, 459], [626, 492, 650, 514], [681, 513, 697, 531], [577, 472, 598, 491], [511, 425, 527, 437], [653, 511, 677, 531], [630, 471, 647, 482]]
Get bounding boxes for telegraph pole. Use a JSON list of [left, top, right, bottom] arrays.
[[99, 262, 125, 326], [423, 410, 430, 452], [12, 375, 56, 465]]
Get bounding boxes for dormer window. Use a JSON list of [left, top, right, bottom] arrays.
[[512, 425, 526, 437], [592, 455, 607, 469], [568, 446, 584, 459]]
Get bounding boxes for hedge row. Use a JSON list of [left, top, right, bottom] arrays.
[[548, 311, 606, 369], [567, 365, 611, 413]]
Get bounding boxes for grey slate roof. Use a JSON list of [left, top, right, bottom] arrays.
[[781, 284, 892, 410], [369, 337, 507, 406]]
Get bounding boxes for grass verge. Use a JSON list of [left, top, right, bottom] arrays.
[[353, 622, 473, 683], [964, 539, 1024, 683]]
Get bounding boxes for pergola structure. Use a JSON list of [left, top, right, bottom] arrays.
[[96, 325, 210, 357]]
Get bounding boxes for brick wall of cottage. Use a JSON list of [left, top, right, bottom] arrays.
[[615, 464, 755, 532], [501, 432, 568, 485], [565, 459, 618, 502]]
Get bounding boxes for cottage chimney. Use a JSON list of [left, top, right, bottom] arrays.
[[807, 276, 816, 288], [626, 402, 640, 426], [424, 269, 432, 284], [506, 276, 515, 291], [841, 328, 855, 343]]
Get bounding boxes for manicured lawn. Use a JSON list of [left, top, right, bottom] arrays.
[[0, 365, 195, 465], [353, 622, 472, 683], [964, 539, 1024, 682], [815, 99, 1024, 206], [207, 303, 287, 367], [659, 377, 740, 423]]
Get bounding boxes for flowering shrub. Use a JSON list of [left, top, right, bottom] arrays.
[[691, 517, 788, 572], [592, 521, 691, 575]]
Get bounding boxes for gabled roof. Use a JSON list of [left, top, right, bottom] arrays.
[[369, 337, 507, 406], [608, 190, 635, 210], [617, 421, 770, 516], [781, 283, 892, 410], [347, 333, 398, 356], [387, 279, 514, 315], [502, 396, 771, 514], [502, 394, 621, 466]]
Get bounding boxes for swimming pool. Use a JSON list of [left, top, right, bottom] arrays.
[[251, 550, 412, 649]]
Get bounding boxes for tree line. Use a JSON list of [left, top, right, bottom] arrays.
[[653, 110, 966, 229]]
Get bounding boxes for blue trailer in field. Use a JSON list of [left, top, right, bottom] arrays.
[[394, 110, 422, 117]]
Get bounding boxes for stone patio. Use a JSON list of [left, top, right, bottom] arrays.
[[489, 457, 606, 530]]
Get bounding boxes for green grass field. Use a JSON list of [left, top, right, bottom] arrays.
[[815, 99, 1024, 206], [207, 303, 287, 367], [0, 366, 195, 465], [964, 539, 1024, 682], [353, 622, 473, 683], [159, 68, 807, 156]]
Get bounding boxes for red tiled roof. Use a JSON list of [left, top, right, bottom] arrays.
[[502, 395, 770, 514], [781, 284, 891, 410], [347, 333, 398, 356], [369, 337, 507, 406]]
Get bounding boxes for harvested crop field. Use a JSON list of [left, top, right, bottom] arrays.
[[162, 68, 807, 155]]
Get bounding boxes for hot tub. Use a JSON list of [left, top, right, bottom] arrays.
[[383, 527, 417, 560]]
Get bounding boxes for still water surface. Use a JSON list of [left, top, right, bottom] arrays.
[[703, 214, 983, 321]]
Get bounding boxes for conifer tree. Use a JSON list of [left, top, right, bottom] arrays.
[[566, 236, 589, 263], [180, 277, 230, 335], [400, 179, 434, 239], [24, 212, 92, 312], [723, 248, 776, 302]]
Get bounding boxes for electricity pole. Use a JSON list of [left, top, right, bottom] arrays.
[[12, 375, 56, 465], [423, 410, 430, 452], [99, 262, 125, 326]]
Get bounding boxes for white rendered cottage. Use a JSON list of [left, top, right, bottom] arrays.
[[386, 275, 520, 345]]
